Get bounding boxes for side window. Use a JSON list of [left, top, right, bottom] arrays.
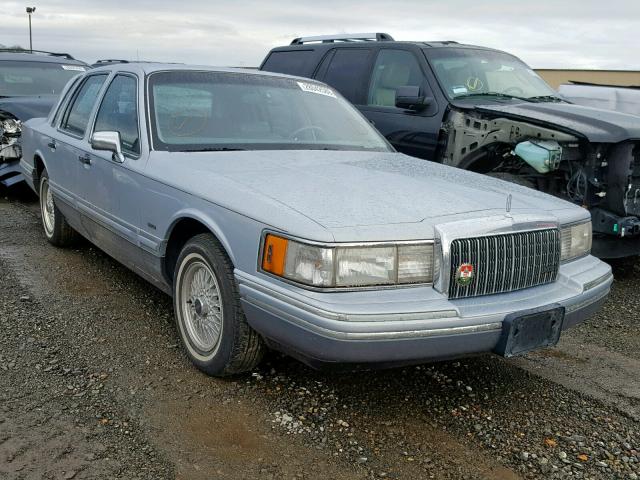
[[60, 75, 108, 136], [321, 48, 371, 103], [262, 50, 315, 76], [93, 75, 140, 155], [367, 50, 425, 107], [51, 76, 81, 127]]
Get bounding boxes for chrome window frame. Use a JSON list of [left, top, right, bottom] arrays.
[[89, 71, 142, 160]]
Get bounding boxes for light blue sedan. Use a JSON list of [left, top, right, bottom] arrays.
[[20, 63, 612, 376]]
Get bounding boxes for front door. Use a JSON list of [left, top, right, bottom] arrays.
[[358, 48, 442, 161], [79, 73, 143, 271]]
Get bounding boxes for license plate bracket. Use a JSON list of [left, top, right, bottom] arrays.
[[494, 304, 565, 357]]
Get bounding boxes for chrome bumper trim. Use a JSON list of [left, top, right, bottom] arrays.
[[244, 295, 501, 341]]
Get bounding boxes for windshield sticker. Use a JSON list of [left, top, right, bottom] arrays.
[[297, 81, 337, 98], [61, 65, 87, 71], [452, 86, 468, 95]]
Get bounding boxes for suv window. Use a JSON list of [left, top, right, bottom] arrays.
[[0, 60, 87, 96], [320, 49, 371, 103], [94, 75, 140, 155], [262, 50, 316, 77], [368, 50, 424, 107], [60, 74, 108, 137]]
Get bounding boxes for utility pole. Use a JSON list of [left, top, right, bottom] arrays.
[[26, 7, 36, 52]]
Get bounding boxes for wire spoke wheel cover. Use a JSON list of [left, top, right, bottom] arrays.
[[177, 254, 224, 356], [40, 177, 56, 236]]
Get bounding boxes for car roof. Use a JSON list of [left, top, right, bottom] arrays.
[[0, 50, 88, 65], [88, 62, 318, 80]]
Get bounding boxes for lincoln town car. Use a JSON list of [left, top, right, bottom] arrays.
[[20, 63, 612, 376]]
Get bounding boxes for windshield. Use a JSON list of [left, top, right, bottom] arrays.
[[0, 60, 87, 97], [426, 48, 558, 101], [148, 71, 392, 152]]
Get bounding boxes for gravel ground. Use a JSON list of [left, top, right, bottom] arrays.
[[0, 191, 639, 480]]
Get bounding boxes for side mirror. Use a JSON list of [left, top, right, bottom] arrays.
[[395, 86, 431, 111], [91, 131, 124, 163]]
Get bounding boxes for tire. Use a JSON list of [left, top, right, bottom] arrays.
[[487, 172, 536, 189], [39, 170, 78, 247], [172, 233, 265, 376]]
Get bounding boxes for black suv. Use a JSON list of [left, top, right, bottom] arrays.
[[0, 49, 88, 188], [261, 33, 640, 258]]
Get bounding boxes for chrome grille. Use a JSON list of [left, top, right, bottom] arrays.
[[448, 229, 560, 299]]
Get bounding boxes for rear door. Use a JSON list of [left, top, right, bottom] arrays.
[[53, 73, 109, 227]]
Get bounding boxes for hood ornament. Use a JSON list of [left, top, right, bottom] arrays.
[[505, 193, 513, 218]]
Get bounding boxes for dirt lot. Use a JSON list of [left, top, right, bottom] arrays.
[[1, 191, 639, 480]]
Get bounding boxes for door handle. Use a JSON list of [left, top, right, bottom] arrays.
[[78, 154, 91, 165], [47, 140, 56, 150]]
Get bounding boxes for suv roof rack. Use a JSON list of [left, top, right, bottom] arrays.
[[0, 48, 76, 60], [290, 33, 394, 45], [93, 59, 130, 65]]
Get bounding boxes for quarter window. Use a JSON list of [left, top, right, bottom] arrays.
[[321, 49, 371, 103], [51, 76, 81, 127], [368, 50, 425, 107], [94, 75, 140, 155], [60, 75, 107, 137]]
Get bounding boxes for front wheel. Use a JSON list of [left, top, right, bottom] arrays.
[[39, 170, 78, 247], [173, 233, 265, 376]]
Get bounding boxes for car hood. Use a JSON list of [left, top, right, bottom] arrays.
[[0, 95, 57, 121], [152, 150, 581, 239], [472, 102, 640, 143]]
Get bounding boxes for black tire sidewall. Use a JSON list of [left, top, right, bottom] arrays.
[[172, 237, 238, 374]]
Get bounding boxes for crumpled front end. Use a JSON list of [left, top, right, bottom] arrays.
[[0, 113, 24, 188], [439, 107, 640, 258]]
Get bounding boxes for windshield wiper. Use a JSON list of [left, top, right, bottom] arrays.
[[454, 92, 533, 102], [527, 95, 566, 103], [178, 147, 247, 152]]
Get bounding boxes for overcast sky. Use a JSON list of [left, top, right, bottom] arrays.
[[2, 0, 639, 69]]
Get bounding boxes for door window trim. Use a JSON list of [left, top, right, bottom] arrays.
[[57, 73, 110, 140], [90, 72, 142, 160]]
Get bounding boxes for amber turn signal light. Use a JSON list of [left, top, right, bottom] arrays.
[[262, 234, 288, 276]]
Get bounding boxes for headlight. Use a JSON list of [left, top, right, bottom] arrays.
[[261, 234, 434, 288], [1, 118, 21, 135], [560, 221, 592, 262]]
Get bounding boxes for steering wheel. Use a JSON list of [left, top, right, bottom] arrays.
[[289, 125, 326, 141], [167, 112, 209, 137], [503, 86, 525, 97]]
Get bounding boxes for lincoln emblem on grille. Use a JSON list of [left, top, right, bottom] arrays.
[[455, 263, 475, 286]]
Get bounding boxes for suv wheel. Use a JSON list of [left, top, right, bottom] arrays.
[[173, 233, 265, 376], [39, 170, 78, 247]]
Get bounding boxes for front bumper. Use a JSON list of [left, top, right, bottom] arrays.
[[237, 255, 612, 367]]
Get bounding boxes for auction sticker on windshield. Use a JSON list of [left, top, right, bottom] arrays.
[[62, 65, 87, 71], [297, 81, 337, 98]]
